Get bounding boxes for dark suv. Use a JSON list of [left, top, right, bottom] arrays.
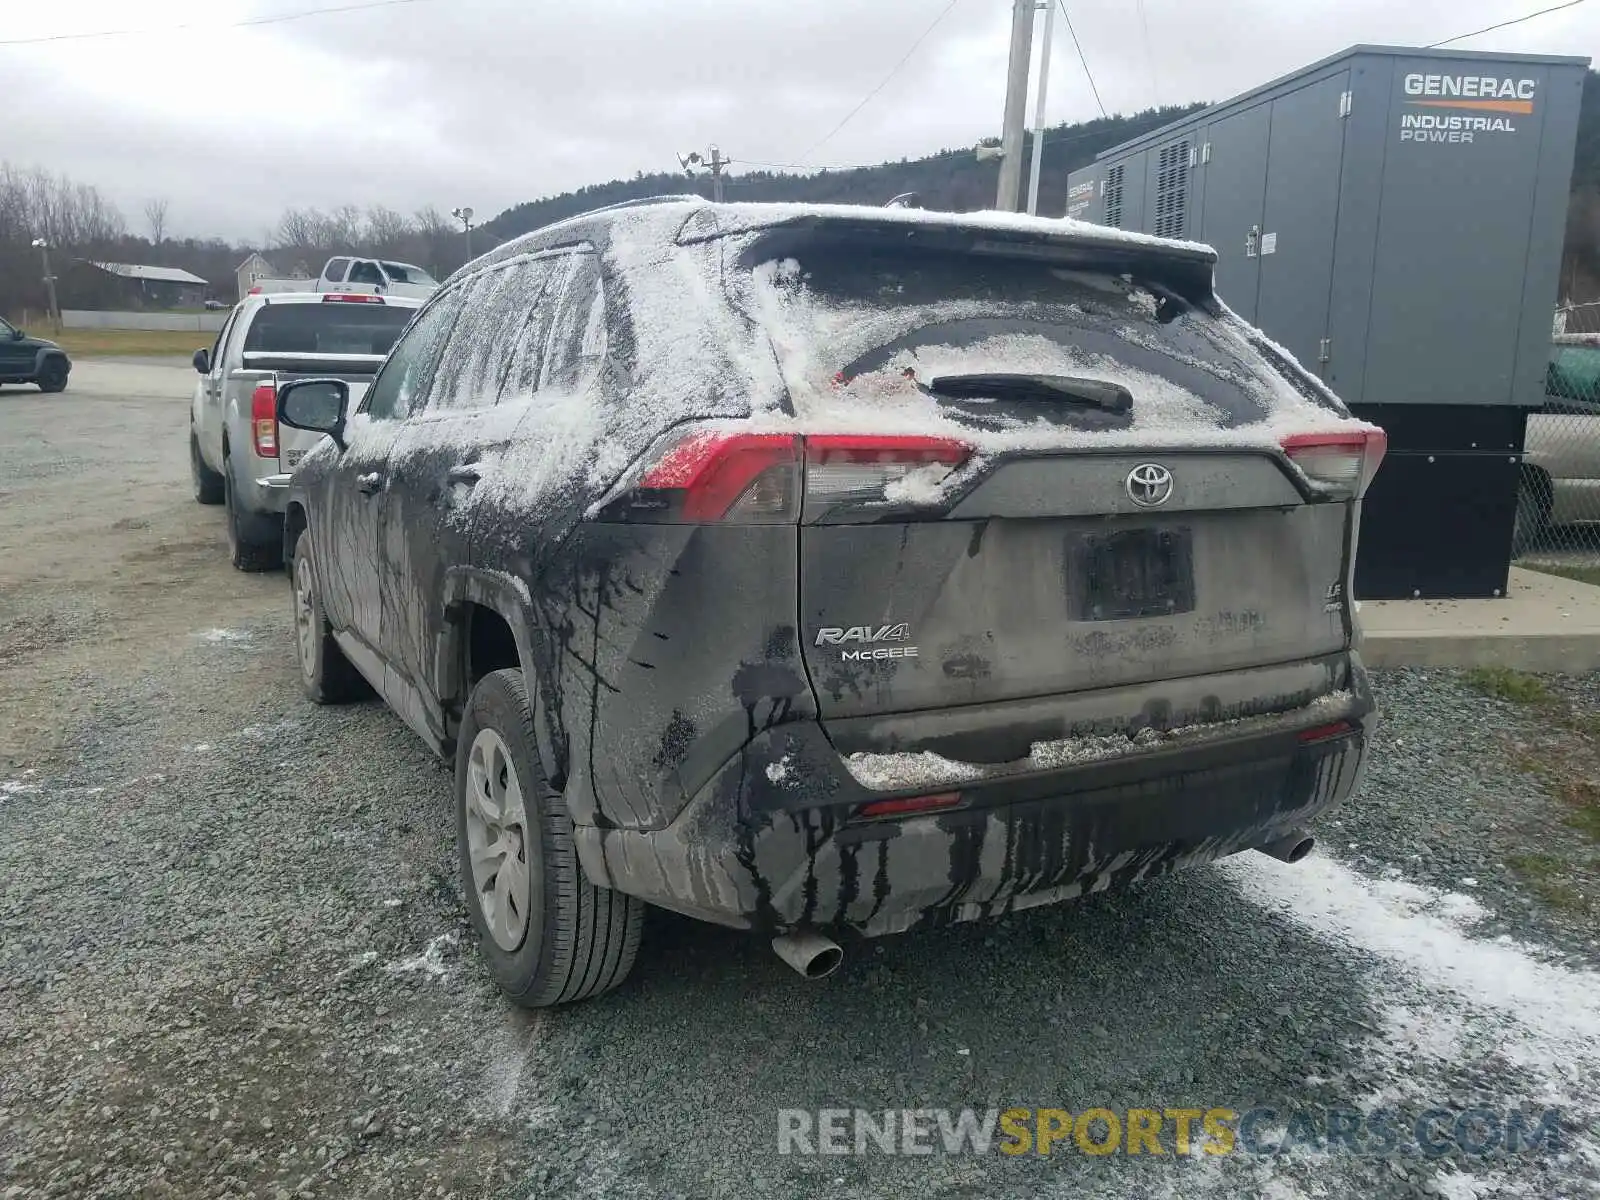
[[277, 199, 1383, 1006], [0, 317, 70, 393]]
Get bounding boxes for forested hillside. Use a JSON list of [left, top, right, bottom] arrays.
[[8, 73, 1600, 318], [481, 105, 1205, 244]]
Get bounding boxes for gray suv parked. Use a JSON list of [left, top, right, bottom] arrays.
[[275, 199, 1383, 1006]]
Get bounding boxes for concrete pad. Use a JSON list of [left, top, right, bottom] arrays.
[[1360, 566, 1600, 672]]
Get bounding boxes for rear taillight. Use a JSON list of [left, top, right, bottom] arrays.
[[600, 428, 973, 523], [322, 293, 385, 304], [639, 431, 800, 521], [1281, 429, 1387, 499], [251, 384, 278, 458]]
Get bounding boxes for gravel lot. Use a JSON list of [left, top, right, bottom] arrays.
[[2, 363, 1599, 1200]]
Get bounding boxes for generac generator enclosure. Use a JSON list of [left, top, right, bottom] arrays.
[[1066, 45, 1590, 598]]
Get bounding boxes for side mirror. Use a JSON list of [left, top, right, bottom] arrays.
[[192, 348, 210, 373], [277, 378, 350, 450], [11, 327, 24, 341]]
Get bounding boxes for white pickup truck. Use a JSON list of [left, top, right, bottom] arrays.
[[246, 256, 441, 300], [188, 291, 422, 570]]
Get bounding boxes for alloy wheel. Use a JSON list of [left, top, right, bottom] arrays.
[[464, 728, 532, 952]]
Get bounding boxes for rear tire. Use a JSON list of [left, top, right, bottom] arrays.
[[456, 669, 643, 1007], [291, 532, 368, 703], [35, 359, 68, 393], [192, 429, 224, 505], [224, 451, 283, 572]]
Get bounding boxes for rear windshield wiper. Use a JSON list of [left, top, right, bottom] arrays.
[[920, 372, 1133, 414]]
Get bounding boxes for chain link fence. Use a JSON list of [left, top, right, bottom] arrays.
[[1513, 305, 1600, 581]]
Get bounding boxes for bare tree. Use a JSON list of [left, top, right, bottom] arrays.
[[273, 207, 319, 253], [364, 204, 412, 254], [143, 197, 170, 244]]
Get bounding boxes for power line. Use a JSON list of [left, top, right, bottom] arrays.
[[0, 0, 441, 47], [1134, 0, 1160, 106], [1057, 0, 1107, 119], [1429, 0, 1590, 48], [797, 0, 964, 162]]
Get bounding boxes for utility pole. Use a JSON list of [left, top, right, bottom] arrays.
[[1025, 0, 1057, 216], [995, 0, 1036, 212], [451, 206, 475, 262], [679, 147, 728, 203], [31, 239, 60, 332], [709, 146, 726, 203]]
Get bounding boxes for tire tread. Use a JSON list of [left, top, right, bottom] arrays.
[[461, 669, 643, 1007]]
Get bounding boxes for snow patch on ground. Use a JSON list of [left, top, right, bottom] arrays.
[[385, 932, 458, 980], [1225, 851, 1600, 1187], [764, 757, 793, 784], [1226, 853, 1600, 1082], [481, 1012, 545, 1119], [194, 628, 252, 645]]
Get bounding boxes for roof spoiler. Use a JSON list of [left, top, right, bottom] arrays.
[[709, 213, 1218, 309]]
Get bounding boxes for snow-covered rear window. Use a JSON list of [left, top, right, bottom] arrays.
[[730, 235, 1343, 434]]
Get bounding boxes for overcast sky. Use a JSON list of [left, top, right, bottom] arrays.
[[5, 0, 1598, 244]]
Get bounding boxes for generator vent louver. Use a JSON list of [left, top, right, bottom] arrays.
[[1154, 141, 1190, 239], [1104, 164, 1125, 229]]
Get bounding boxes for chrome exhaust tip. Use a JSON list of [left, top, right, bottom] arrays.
[[771, 931, 843, 979], [1256, 831, 1316, 864]]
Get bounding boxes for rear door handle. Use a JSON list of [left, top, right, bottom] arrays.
[[357, 472, 384, 494], [447, 464, 482, 486]]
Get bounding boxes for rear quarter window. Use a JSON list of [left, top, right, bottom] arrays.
[[427, 260, 554, 410]]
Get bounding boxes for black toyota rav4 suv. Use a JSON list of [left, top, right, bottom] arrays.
[[277, 199, 1383, 1006]]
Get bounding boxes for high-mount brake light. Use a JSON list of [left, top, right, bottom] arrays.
[[605, 429, 974, 524], [321, 293, 386, 304], [1281, 429, 1387, 499], [250, 384, 278, 458]]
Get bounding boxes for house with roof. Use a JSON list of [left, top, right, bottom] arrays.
[[236, 252, 275, 302], [235, 253, 313, 302], [61, 261, 211, 309]]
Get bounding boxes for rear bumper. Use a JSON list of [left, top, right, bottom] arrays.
[[573, 657, 1376, 936], [238, 466, 289, 517]]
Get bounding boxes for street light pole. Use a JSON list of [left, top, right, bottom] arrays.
[[31, 238, 60, 332], [995, 0, 1037, 212], [451, 206, 475, 263]]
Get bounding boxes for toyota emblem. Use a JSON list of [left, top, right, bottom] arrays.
[[1125, 463, 1174, 507]]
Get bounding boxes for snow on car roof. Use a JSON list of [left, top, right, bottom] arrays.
[[675, 201, 1218, 261], [496, 197, 1218, 265]]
